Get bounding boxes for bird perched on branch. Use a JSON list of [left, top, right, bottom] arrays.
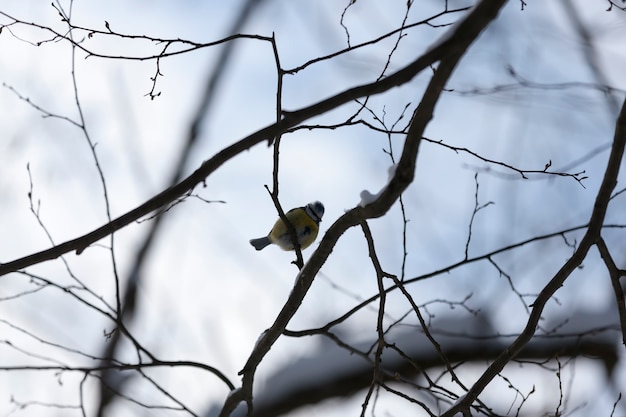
[[249, 201, 324, 251]]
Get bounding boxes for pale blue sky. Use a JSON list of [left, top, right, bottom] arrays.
[[1, 1, 625, 416]]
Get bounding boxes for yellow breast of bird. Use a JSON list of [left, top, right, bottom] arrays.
[[269, 208, 319, 250]]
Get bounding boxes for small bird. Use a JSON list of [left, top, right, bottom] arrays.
[[250, 201, 324, 251]]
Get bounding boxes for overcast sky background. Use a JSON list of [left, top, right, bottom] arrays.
[[1, 1, 626, 416]]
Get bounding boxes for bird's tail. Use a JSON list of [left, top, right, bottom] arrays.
[[250, 237, 271, 250]]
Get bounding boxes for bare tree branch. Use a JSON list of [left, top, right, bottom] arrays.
[[220, 1, 508, 415], [96, 1, 270, 415], [0, 0, 485, 278], [442, 95, 626, 417], [597, 237, 626, 347]]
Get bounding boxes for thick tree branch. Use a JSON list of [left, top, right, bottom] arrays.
[[222, 323, 618, 417], [219, 1, 508, 415], [597, 237, 626, 347], [442, 96, 626, 416], [0, 1, 474, 278]]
